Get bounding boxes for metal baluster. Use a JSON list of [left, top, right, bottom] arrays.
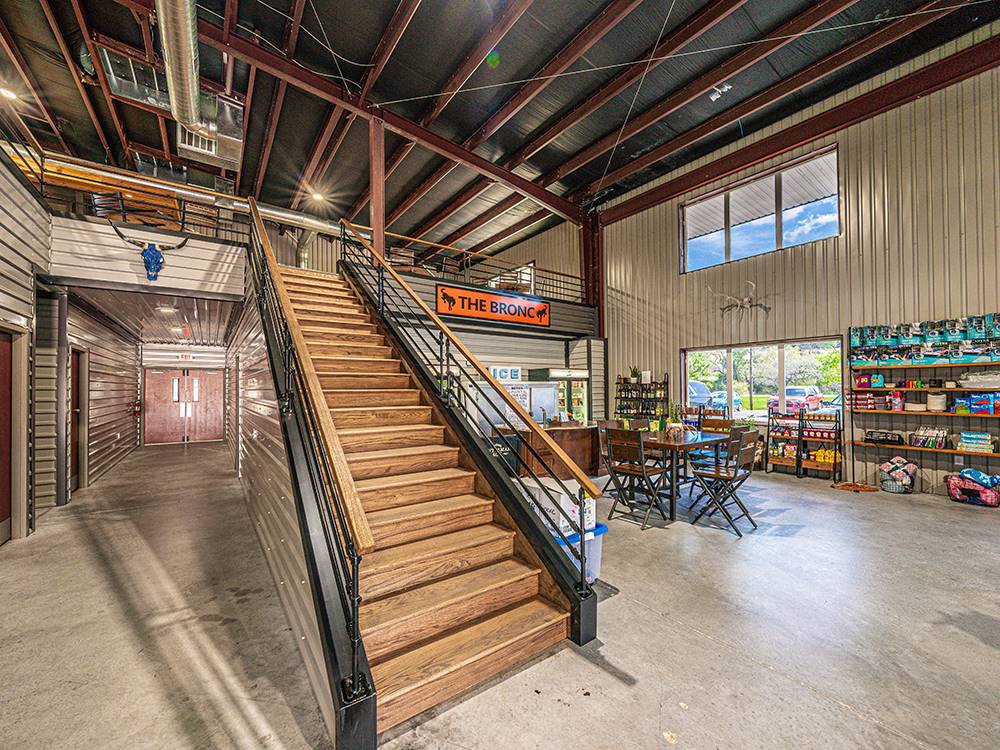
[[377, 264, 384, 315], [576, 488, 588, 595]]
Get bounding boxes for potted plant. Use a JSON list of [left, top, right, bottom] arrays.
[[628, 365, 641, 383]]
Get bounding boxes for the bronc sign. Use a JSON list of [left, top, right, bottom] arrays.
[[435, 285, 550, 327]]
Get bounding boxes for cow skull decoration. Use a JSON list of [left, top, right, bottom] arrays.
[[706, 281, 772, 320], [110, 223, 189, 281]]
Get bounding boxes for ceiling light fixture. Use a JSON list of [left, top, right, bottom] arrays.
[[709, 83, 733, 102], [0, 88, 17, 101], [156, 304, 177, 313], [310, 192, 324, 202]]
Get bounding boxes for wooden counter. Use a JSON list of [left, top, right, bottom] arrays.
[[497, 425, 600, 480]]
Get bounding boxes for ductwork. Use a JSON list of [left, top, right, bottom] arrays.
[[155, 0, 215, 139]]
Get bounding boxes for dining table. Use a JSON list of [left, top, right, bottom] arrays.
[[642, 429, 730, 521]]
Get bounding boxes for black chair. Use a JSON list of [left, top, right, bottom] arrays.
[[606, 429, 669, 530], [690, 430, 760, 537], [596, 420, 622, 495]]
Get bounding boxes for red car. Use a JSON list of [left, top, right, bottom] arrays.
[[768, 386, 824, 412]]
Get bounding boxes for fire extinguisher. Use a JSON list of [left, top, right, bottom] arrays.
[[131, 399, 141, 417]]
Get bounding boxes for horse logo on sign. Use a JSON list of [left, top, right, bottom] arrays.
[[110, 222, 189, 281]]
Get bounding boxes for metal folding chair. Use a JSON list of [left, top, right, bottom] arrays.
[[690, 430, 760, 537], [606, 429, 669, 530]]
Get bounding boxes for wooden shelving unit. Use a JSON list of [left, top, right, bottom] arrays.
[[614, 380, 670, 420], [765, 408, 843, 480], [849, 409, 1000, 419], [850, 441, 1000, 459]]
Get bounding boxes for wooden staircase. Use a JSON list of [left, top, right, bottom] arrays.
[[278, 266, 571, 735]]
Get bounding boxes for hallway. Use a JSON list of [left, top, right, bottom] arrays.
[[0, 443, 330, 749]]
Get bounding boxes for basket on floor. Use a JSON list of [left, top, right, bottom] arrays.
[[879, 470, 913, 494]]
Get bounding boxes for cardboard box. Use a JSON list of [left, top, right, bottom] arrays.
[[527, 482, 597, 536]]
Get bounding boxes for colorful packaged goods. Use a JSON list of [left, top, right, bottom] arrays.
[[946, 474, 1000, 507], [956, 431, 994, 454], [909, 426, 949, 449]]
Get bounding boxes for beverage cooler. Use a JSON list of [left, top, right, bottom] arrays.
[[528, 368, 590, 423]]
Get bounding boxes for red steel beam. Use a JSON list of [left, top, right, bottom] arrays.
[[291, 0, 423, 209], [0, 11, 72, 154], [384, 0, 645, 229], [38, 0, 115, 164], [546, 0, 858, 186], [346, 0, 534, 220], [580, 0, 955, 196], [370, 116, 386, 256], [600, 33, 1000, 226], [236, 64, 256, 194], [223, 0, 238, 93], [409, 0, 746, 252], [252, 0, 307, 198], [69, 0, 132, 167], [158, 116, 170, 155], [118, 0, 580, 222]]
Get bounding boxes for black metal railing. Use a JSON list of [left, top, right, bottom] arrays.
[[246, 209, 375, 746], [340, 223, 598, 630]]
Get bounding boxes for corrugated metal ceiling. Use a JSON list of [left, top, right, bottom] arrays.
[[3, 0, 999, 256]]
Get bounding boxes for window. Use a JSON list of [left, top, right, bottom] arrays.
[[488, 262, 535, 295], [682, 151, 839, 272], [684, 338, 842, 423]]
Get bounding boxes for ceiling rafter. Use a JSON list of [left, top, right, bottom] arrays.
[[37, 0, 115, 164], [236, 64, 256, 193], [69, 0, 132, 167], [252, 0, 307, 198], [0, 10, 73, 154], [383, 0, 646, 230], [223, 0, 238, 93], [409, 0, 747, 257], [345, 0, 535, 221], [291, 0, 423, 210], [578, 0, 955, 197], [111, 0, 583, 223]]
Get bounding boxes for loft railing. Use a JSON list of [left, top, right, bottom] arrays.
[[348, 224, 586, 304], [246, 201, 376, 747], [340, 220, 599, 636]]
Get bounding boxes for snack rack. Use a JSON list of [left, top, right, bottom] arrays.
[[765, 407, 844, 480]]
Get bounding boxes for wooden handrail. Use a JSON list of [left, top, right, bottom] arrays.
[[250, 200, 376, 554], [341, 219, 602, 499], [348, 223, 585, 285]]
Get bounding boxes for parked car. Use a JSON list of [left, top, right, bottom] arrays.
[[768, 385, 824, 412], [687, 379, 712, 407], [710, 391, 743, 411]]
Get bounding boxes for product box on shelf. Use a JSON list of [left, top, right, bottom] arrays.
[[850, 347, 879, 367], [949, 343, 994, 365], [849, 327, 864, 348], [898, 322, 925, 345], [988, 314, 1000, 339], [863, 327, 879, 347], [924, 321, 946, 343], [966, 315, 989, 341], [876, 325, 900, 346], [944, 319, 967, 342], [969, 393, 995, 415]]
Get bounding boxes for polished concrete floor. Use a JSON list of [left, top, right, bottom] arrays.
[[3, 448, 999, 749], [382, 477, 1000, 750], [0, 443, 331, 750]]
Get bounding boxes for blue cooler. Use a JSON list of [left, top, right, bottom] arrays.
[[554, 523, 608, 584]]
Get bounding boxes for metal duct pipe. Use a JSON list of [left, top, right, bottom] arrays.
[[154, 0, 215, 138], [37, 154, 347, 238]]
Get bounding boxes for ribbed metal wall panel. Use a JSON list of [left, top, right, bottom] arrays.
[[489, 221, 582, 299], [67, 305, 141, 484], [32, 296, 59, 510], [142, 344, 229, 369], [0, 160, 49, 329], [225, 300, 338, 741], [50, 217, 245, 297]]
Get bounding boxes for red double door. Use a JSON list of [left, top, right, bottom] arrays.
[[144, 368, 224, 445]]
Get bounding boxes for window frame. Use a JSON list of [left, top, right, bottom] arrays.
[[680, 146, 840, 274]]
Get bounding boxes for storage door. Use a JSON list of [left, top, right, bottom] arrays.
[[144, 369, 187, 445]]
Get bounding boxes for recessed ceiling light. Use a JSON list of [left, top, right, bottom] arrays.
[[0, 88, 17, 101], [310, 192, 324, 202], [156, 304, 177, 313]]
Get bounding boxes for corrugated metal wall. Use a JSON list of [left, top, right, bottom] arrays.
[[0, 158, 49, 330], [267, 226, 342, 273], [490, 222, 581, 279], [225, 300, 338, 741], [496, 24, 1000, 490], [32, 295, 59, 510], [50, 217, 245, 297], [142, 344, 229, 369], [67, 305, 141, 484]]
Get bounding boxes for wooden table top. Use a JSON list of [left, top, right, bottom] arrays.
[[642, 430, 729, 451]]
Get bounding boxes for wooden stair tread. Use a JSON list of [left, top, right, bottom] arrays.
[[329, 405, 427, 415], [339, 424, 442, 437], [363, 524, 514, 575], [323, 387, 417, 395], [361, 558, 536, 633], [371, 598, 568, 730], [347, 444, 457, 463], [354, 467, 475, 492], [367, 494, 492, 529]]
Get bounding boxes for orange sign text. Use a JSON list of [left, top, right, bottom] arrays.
[[435, 285, 550, 327]]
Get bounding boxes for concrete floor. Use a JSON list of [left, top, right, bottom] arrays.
[[0, 443, 331, 750], [382, 477, 1000, 750], [3, 447, 999, 749]]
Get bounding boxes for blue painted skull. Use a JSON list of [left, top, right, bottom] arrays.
[[142, 243, 165, 281]]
